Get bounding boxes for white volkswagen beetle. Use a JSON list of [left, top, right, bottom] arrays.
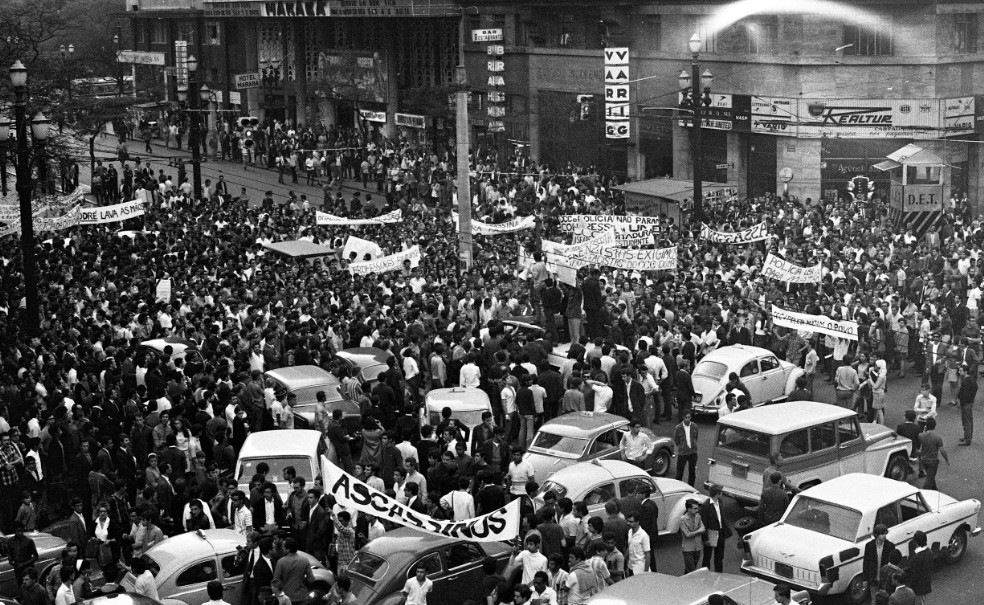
[[741, 473, 981, 604], [691, 345, 803, 416]]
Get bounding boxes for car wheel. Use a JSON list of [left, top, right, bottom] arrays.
[[885, 454, 909, 482], [846, 573, 869, 605], [943, 528, 968, 564], [651, 449, 671, 476]]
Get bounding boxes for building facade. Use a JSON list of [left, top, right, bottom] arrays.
[[463, 0, 984, 210]]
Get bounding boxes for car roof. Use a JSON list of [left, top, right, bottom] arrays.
[[546, 460, 648, 487], [140, 338, 197, 354], [587, 568, 779, 605], [336, 347, 393, 366], [82, 594, 164, 605], [699, 344, 775, 366], [357, 526, 468, 567], [796, 473, 917, 508], [425, 388, 492, 411], [237, 429, 322, 458], [265, 365, 338, 389], [717, 401, 853, 434], [146, 529, 244, 577], [538, 412, 627, 437]]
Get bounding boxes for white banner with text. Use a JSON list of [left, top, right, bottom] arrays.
[[453, 212, 536, 235], [348, 245, 421, 275], [700, 222, 770, 244], [316, 209, 402, 226], [771, 305, 859, 341], [762, 253, 822, 283]]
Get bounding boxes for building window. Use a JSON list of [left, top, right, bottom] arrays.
[[176, 23, 195, 46], [134, 23, 147, 45], [954, 14, 978, 53], [150, 21, 166, 45], [740, 16, 778, 54], [636, 15, 661, 51], [206, 22, 221, 46], [689, 17, 716, 53], [843, 22, 893, 56]]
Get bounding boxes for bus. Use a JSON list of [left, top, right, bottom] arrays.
[[71, 76, 134, 99]]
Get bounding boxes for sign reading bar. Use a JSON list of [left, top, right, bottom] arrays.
[[761, 253, 822, 283], [699, 222, 770, 244], [771, 305, 859, 341], [234, 72, 262, 89], [472, 28, 503, 42], [117, 50, 165, 66]]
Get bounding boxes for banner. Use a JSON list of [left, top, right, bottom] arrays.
[[341, 235, 383, 261], [316, 209, 401, 226], [323, 458, 519, 542], [36, 206, 82, 233], [700, 222, 770, 244], [0, 185, 92, 219], [762, 253, 822, 283], [558, 214, 662, 245], [453, 212, 535, 236], [156, 279, 172, 302], [771, 305, 859, 341], [349, 245, 421, 275], [573, 245, 678, 271], [78, 200, 145, 225]]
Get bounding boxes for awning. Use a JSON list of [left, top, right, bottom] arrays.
[[615, 178, 736, 202], [873, 160, 901, 172], [262, 241, 336, 258]]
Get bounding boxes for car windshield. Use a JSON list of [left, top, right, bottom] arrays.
[[237, 456, 309, 483], [529, 432, 587, 457], [428, 409, 487, 428], [361, 365, 388, 384], [694, 360, 729, 380], [538, 480, 568, 499], [139, 553, 162, 577], [782, 496, 862, 542], [715, 426, 771, 458], [346, 552, 389, 584]]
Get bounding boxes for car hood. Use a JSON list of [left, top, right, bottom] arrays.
[[525, 452, 573, 482], [860, 422, 904, 445], [692, 376, 725, 401], [750, 523, 853, 570]]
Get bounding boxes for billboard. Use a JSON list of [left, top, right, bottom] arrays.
[[797, 98, 939, 139]]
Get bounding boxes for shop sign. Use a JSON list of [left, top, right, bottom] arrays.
[[204, 0, 459, 17], [117, 51, 165, 66], [487, 120, 505, 132], [895, 184, 945, 212], [487, 106, 505, 118], [174, 41, 188, 87], [604, 47, 630, 140], [798, 98, 940, 139], [487, 45, 504, 56], [395, 113, 426, 129], [751, 96, 795, 135], [204, 1, 263, 16], [359, 109, 387, 123], [472, 28, 503, 42], [678, 92, 734, 131], [942, 96, 974, 135], [234, 72, 262, 89]]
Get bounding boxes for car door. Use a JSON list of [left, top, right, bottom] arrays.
[[407, 551, 447, 604], [219, 553, 247, 598], [896, 493, 939, 554], [758, 355, 785, 402], [168, 557, 219, 605], [582, 482, 617, 516], [837, 416, 867, 475], [587, 429, 620, 461], [440, 543, 488, 603], [739, 359, 763, 403], [620, 476, 666, 532]]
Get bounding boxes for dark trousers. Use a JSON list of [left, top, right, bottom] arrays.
[[961, 403, 974, 443], [922, 459, 940, 490], [676, 452, 697, 486], [702, 534, 725, 572], [584, 308, 605, 339]]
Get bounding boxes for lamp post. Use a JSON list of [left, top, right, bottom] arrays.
[[177, 54, 203, 201], [0, 117, 8, 196], [8, 60, 50, 337], [678, 33, 713, 223], [60, 44, 74, 101]]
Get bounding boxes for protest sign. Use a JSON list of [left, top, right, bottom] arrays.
[[323, 458, 520, 542], [341, 235, 383, 261], [349, 245, 421, 275], [316, 209, 401, 226], [572, 245, 678, 271], [771, 305, 858, 341], [453, 212, 535, 235], [558, 214, 661, 245], [700, 222, 770, 244], [761, 253, 822, 283], [78, 200, 145, 225], [35, 206, 81, 233], [156, 279, 172, 302]]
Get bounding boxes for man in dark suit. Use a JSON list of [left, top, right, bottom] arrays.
[[699, 485, 732, 572], [639, 485, 659, 571], [582, 269, 606, 339], [906, 530, 933, 601], [863, 523, 896, 599], [66, 497, 88, 548], [305, 491, 329, 562], [673, 410, 699, 486], [248, 537, 275, 605], [252, 483, 286, 531], [405, 482, 427, 514], [474, 470, 506, 515], [612, 369, 648, 423], [472, 412, 497, 458], [674, 359, 696, 420]]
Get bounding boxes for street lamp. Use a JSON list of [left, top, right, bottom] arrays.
[[681, 33, 713, 223], [60, 44, 75, 100], [181, 54, 203, 201], [0, 116, 8, 196], [7, 60, 47, 336]]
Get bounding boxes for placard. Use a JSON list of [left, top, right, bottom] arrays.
[[699, 222, 770, 244], [156, 279, 172, 302], [117, 50, 166, 66], [771, 305, 858, 341], [341, 235, 383, 261], [762, 253, 822, 283], [78, 200, 145, 225], [558, 215, 663, 243]]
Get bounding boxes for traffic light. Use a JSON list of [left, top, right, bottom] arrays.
[[576, 95, 594, 120]]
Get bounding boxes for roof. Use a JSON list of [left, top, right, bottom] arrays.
[[539, 412, 627, 437], [357, 526, 462, 567], [336, 347, 393, 368], [425, 388, 492, 411], [265, 365, 337, 389], [797, 473, 917, 508], [887, 143, 945, 166], [140, 337, 197, 354], [81, 595, 163, 605], [237, 429, 323, 458], [146, 529, 245, 577], [699, 344, 774, 366], [614, 178, 736, 202], [587, 568, 778, 605], [548, 460, 647, 487], [717, 401, 853, 434], [262, 240, 336, 258]]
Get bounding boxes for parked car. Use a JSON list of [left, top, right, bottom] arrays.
[[707, 401, 911, 505], [264, 365, 361, 433], [1, 531, 66, 595], [585, 567, 811, 605], [536, 460, 707, 536], [741, 473, 981, 604], [501, 318, 628, 369], [691, 345, 804, 415], [341, 527, 516, 605], [334, 348, 393, 386], [75, 594, 163, 605], [140, 337, 205, 375], [525, 412, 674, 483], [422, 388, 492, 455], [119, 529, 334, 605], [235, 429, 328, 500]]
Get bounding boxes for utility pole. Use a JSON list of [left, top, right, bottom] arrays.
[[455, 17, 473, 270]]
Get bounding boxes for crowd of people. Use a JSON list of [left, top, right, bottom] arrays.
[[0, 115, 977, 605]]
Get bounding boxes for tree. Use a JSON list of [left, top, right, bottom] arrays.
[[307, 53, 388, 137]]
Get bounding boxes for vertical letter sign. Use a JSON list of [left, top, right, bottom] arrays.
[[604, 47, 630, 139]]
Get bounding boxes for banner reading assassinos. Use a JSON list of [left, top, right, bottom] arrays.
[[699, 222, 770, 245], [322, 458, 520, 542], [452, 212, 535, 236]]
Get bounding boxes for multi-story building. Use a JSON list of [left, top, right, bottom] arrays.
[[463, 0, 984, 209]]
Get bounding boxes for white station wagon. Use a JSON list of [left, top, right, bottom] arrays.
[[741, 474, 981, 604], [691, 345, 804, 415]]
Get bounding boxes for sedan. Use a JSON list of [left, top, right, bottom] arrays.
[[120, 529, 334, 605], [741, 473, 981, 604], [1, 531, 66, 595], [585, 568, 811, 605], [334, 347, 394, 389], [535, 460, 707, 536], [691, 345, 803, 415], [342, 527, 517, 605], [525, 412, 674, 484]]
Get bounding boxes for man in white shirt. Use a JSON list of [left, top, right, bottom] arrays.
[[459, 353, 481, 388], [507, 447, 535, 497], [510, 535, 548, 585], [625, 513, 651, 575], [619, 420, 654, 467], [231, 490, 253, 536], [439, 477, 476, 521], [586, 377, 613, 414], [402, 565, 433, 605], [530, 571, 559, 605], [202, 579, 232, 605], [131, 557, 160, 601]]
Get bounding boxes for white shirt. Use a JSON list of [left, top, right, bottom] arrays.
[[134, 570, 160, 601], [513, 550, 548, 584], [530, 586, 559, 605], [439, 489, 476, 521], [402, 576, 433, 605], [459, 363, 481, 388], [94, 517, 111, 542], [233, 505, 253, 535], [683, 423, 693, 449], [55, 583, 75, 605], [626, 527, 651, 574], [590, 384, 613, 414], [507, 459, 535, 495]]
